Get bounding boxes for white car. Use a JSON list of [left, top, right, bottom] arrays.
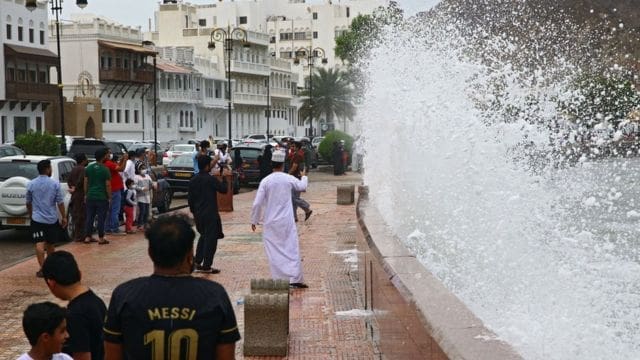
[[162, 144, 197, 166], [0, 156, 75, 233]]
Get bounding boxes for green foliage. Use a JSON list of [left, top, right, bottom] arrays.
[[562, 74, 640, 129], [299, 67, 356, 129], [318, 130, 354, 163], [15, 131, 61, 156]]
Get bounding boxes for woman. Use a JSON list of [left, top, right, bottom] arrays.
[[258, 144, 273, 182], [134, 164, 155, 230]]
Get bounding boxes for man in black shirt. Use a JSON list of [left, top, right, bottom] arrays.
[[41, 250, 107, 360], [188, 154, 228, 274], [104, 214, 240, 360]]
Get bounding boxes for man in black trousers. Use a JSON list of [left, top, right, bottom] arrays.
[[188, 154, 228, 274]]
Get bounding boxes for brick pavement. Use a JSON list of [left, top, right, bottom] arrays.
[[0, 170, 445, 359]]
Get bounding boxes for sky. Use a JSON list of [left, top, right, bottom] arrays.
[[61, 0, 440, 29]]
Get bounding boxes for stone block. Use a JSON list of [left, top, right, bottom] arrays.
[[243, 294, 289, 357], [337, 184, 355, 205], [250, 278, 289, 294], [358, 185, 369, 198]]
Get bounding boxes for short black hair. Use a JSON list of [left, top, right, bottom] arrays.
[[95, 147, 108, 162], [127, 150, 136, 159], [22, 302, 67, 346], [74, 153, 87, 163], [125, 178, 134, 187], [41, 251, 81, 286], [197, 155, 212, 172], [37, 160, 51, 175], [145, 214, 195, 268], [199, 140, 210, 149]]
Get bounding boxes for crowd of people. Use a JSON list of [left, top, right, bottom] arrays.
[[20, 136, 321, 359]]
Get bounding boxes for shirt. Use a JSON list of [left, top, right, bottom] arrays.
[[188, 173, 227, 216], [123, 159, 136, 182], [26, 175, 64, 225], [64, 290, 107, 359], [125, 188, 137, 207], [289, 149, 305, 179], [85, 162, 111, 201], [103, 275, 240, 359], [105, 160, 124, 191], [17, 353, 72, 360], [134, 174, 153, 204]]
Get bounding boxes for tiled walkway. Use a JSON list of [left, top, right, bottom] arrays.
[[0, 170, 445, 359]]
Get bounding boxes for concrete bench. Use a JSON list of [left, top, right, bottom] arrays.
[[243, 293, 289, 356], [337, 184, 355, 205]]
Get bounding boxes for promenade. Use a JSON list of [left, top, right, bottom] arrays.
[[0, 171, 444, 359]]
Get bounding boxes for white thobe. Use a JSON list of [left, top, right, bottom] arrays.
[[251, 171, 308, 283]]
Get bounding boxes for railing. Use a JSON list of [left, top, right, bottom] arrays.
[[202, 97, 227, 108], [159, 89, 199, 102], [270, 88, 292, 98], [183, 28, 198, 37], [234, 92, 267, 105], [5, 81, 58, 101], [270, 58, 291, 71], [231, 60, 270, 76], [246, 30, 270, 45], [99, 68, 154, 83]]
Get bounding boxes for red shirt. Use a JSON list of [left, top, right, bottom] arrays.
[[105, 160, 124, 191]]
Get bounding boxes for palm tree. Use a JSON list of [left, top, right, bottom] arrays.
[[298, 67, 356, 134]]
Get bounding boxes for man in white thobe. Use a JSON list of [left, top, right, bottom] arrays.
[[251, 150, 309, 288]]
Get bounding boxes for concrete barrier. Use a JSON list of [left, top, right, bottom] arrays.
[[337, 184, 355, 205], [356, 186, 522, 360], [243, 293, 289, 357], [250, 278, 290, 294]]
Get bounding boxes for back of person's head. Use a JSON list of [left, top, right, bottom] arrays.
[[41, 251, 81, 286], [22, 302, 67, 346], [145, 214, 195, 268], [136, 148, 145, 158], [197, 154, 211, 172], [200, 140, 210, 150], [37, 159, 51, 175], [127, 150, 136, 159], [74, 153, 87, 164], [95, 148, 108, 162]]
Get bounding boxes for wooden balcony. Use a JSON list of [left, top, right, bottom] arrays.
[[5, 81, 58, 102], [99, 68, 154, 84]]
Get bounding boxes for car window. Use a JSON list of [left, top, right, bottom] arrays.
[[14, 147, 25, 156], [0, 162, 39, 181], [238, 148, 262, 159], [170, 155, 194, 167], [172, 145, 194, 152]]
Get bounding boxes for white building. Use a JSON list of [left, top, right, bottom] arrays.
[[0, 0, 57, 143], [147, 0, 385, 138]]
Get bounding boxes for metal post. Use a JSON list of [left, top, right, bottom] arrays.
[[53, 0, 66, 154], [227, 37, 232, 148], [141, 92, 145, 141], [308, 50, 313, 138], [266, 75, 270, 138], [153, 55, 158, 162]]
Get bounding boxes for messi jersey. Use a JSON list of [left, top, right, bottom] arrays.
[[104, 275, 240, 359]]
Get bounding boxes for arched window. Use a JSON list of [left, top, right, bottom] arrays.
[[180, 111, 184, 127], [190, 111, 194, 128], [6, 16, 12, 40]]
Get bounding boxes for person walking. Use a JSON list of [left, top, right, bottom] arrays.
[[258, 144, 273, 182], [104, 149, 127, 236], [42, 251, 107, 360], [251, 150, 309, 288], [26, 160, 67, 278], [67, 153, 88, 242], [134, 164, 155, 231], [193, 140, 210, 175], [83, 148, 111, 245], [103, 214, 240, 359], [188, 154, 227, 274], [123, 179, 137, 234], [289, 141, 312, 222]]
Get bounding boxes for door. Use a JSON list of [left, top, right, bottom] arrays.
[[85, 117, 95, 138]]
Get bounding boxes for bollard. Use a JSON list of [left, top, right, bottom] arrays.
[[243, 294, 289, 356], [250, 278, 290, 294], [337, 184, 355, 205]]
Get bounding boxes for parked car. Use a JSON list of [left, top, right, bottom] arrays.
[[0, 144, 26, 158], [148, 166, 173, 213], [163, 144, 197, 166], [67, 139, 108, 162], [232, 144, 265, 185], [165, 154, 240, 194], [114, 140, 140, 150], [311, 136, 325, 165], [0, 156, 75, 237], [105, 141, 128, 160], [129, 143, 166, 160], [56, 135, 85, 153]]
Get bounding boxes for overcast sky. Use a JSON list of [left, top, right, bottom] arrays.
[[61, 0, 439, 29]]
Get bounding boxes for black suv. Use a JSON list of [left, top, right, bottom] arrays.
[[68, 139, 127, 161]]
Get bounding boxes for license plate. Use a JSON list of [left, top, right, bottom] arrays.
[[7, 217, 26, 225], [174, 172, 191, 178]]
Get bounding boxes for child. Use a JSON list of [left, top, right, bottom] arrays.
[[134, 164, 155, 230], [124, 179, 137, 234], [19, 302, 72, 360]]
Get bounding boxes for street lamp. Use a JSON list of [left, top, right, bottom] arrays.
[[208, 25, 249, 148], [294, 47, 327, 138], [141, 40, 158, 162], [26, 0, 88, 155], [265, 76, 270, 139]]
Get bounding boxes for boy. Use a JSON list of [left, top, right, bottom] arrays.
[[42, 251, 106, 359], [19, 302, 72, 360], [124, 179, 137, 234]]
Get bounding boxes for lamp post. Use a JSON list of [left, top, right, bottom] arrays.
[[141, 41, 158, 162], [265, 76, 270, 138], [294, 47, 327, 138], [208, 25, 249, 148], [26, 0, 88, 155]]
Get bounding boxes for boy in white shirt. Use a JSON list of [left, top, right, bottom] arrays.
[[18, 302, 72, 360]]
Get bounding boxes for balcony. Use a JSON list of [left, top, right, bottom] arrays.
[[159, 89, 199, 103], [233, 92, 267, 106], [5, 81, 58, 102], [270, 58, 291, 71], [202, 96, 227, 108], [230, 60, 270, 76], [99, 68, 154, 84], [271, 87, 292, 99]]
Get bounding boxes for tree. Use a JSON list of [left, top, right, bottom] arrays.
[[298, 67, 356, 131], [15, 131, 61, 156]]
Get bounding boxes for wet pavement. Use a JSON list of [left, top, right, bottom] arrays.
[[0, 170, 445, 359]]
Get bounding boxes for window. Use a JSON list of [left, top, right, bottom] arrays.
[[6, 24, 11, 40], [29, 28, 34, 43], [36, 117, 42, 133], [166, 115, 171, 128], [280, 51, 292, 59], [124, 110, 130, 124], [312, 12, 318, 20], [102, 109, 107, 123], [294, 32, 306, 40], [313, 31, 318, 39], [198, 19, 206, 27], [239, 16, 247, 25], [190, 112, 193, 127], [123, 58, 129, 69], [270, 36, 276, 44], [116, 109, 121, 123], [279, 32, 292, 41], [38, 70, 47, 83], [39, 30, 44, 44], [108, 109, 113, 123], [18, 26, 23, 41], [347, 7, 350, 18], [134, 110, 139, 124]]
